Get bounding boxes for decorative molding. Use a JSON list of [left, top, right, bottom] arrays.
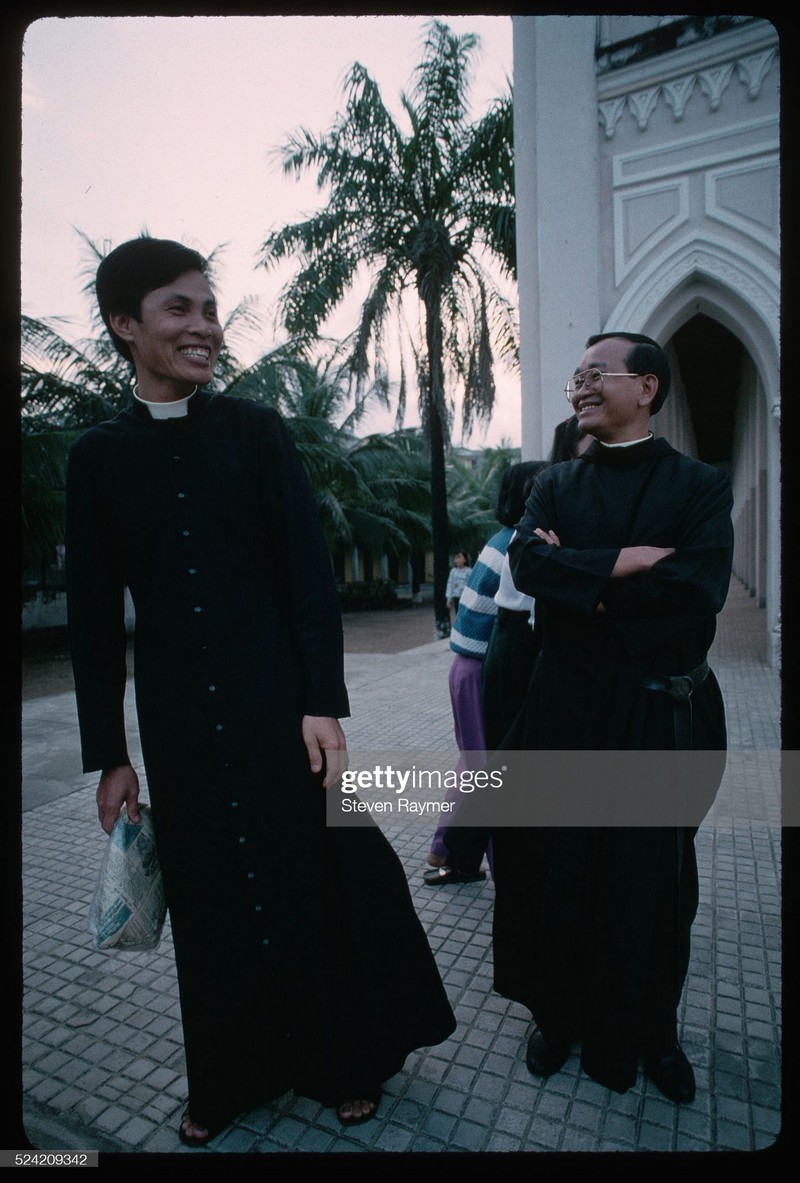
[[596, 23, 778, 138], [598, 97, 628, 141], [662, 75, 696, 121], [611, 115, 778, 188], [705, 156, 779, 253], [605, 238, 779, 344], [597, 18, 776, 98], [628, 86, 661, 131], [614, 180, 689, 285], [736, 48, 778, 100], [697, 62, 735, 112]]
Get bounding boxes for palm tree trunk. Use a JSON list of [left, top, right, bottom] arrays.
[[429, 404, 451, 639], [423, 292, 451, 640]]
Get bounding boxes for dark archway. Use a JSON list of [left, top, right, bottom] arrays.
[[671, 312, 772, 624], [671, 314, 742, 466]]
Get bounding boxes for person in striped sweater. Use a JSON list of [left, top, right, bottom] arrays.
[[424, 461, 545, 886]]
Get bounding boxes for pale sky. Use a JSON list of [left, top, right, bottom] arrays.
[[21, 13, 520, 446]]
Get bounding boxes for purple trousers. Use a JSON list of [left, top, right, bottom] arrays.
[[429, 653, 493, 875]]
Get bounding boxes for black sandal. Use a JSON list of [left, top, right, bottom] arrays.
[[422, 865, 486, 886]]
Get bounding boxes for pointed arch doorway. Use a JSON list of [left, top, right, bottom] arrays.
[[653, 313, 776, 664]]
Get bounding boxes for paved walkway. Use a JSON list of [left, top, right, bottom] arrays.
[[19, 578, 782, 1156]]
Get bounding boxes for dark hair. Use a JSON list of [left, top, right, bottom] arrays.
[[548, 415, 586, 464], [584, 331, 671, 414], [496, 460, 548, 527], [95, 236, 210, 363]]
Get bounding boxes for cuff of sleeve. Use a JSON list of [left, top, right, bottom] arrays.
[[303, 685, 351, 720], [81, 743, 131, 776]]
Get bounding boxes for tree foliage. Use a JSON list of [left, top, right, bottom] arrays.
[[260, 19, 517, 635], [446, 442, 521, 560], [226, 346, 432, 559], [20, 301, 433, 583]]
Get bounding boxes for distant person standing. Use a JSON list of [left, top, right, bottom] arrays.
[[445, 550, 472, 620], [493, 332, 733, 1104]]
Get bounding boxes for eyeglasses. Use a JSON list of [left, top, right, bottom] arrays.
[[564, 369, 642, 403]]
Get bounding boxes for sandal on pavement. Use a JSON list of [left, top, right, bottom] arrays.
[[178, 1110, 212, 1148], [422, 866, 486, 886], [336, 1091, 382, 1127]]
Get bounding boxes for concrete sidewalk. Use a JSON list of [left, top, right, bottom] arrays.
[[19, 577, 782, 1155]]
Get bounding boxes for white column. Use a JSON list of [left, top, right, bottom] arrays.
[[513, 15, 601, 461]]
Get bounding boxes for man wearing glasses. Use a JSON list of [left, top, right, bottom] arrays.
[[491, 333, 733, 1105]]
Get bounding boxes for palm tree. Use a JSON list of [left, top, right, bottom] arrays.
[[21, 315, 131, 588], [446, 441, 521, 560], [226, 346, 431, 564], [259, 19, 517, 637], [21, 429, 76, 590]]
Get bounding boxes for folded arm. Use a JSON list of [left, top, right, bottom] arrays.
[[512, 466, 732, 621]]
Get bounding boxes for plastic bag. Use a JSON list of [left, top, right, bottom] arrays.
[[88, 804, 167, 951]]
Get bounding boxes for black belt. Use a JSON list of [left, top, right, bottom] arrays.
[[642, 659, 709, 749], [496, 606, 533, 621], [642, 659, 709, 702]]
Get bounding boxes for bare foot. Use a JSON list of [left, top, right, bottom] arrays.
[[426, 854, 447, 867], [179, 1111, 210, 1147], [337, 1097, 378, 1125]]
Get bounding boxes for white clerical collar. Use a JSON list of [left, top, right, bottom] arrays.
[[134, 385, 197, 418], [599, 432, 653, 449]]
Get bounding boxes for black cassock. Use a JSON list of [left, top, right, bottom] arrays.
[[493, 436, 733, 1093], [66, 390, 455, 1134]]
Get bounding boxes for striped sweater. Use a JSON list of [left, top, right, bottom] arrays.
[[449, 527, 513, 659]]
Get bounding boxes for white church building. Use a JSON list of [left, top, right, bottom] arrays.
[[511, 15, 780, 666]]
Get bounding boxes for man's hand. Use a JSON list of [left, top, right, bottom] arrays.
[[97, 765, 141, 834], [534, 528, 561, 547], [302, 716, 348, 788], [611, 546, 675, 578]]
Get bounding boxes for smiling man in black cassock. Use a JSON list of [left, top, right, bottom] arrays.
[[492, 332, 733, 1104], [65, 236, 455, 1146]]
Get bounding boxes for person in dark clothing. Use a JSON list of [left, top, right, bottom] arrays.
[[425, 462, 544, 885], [483, 424, 590, 754], [492, 332, 732, 1104], [66, 236, 455, 1145], [478, 462, 546, 755], [547, 413, 586, 466]]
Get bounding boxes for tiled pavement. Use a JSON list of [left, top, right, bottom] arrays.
[[18, 577, 782, 1156]]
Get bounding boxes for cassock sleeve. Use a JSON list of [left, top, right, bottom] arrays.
[[257, 408, 350, 720], [600, 465, 733, 619], [65, 433, 131, 774], [599, 465, 733, 658], [509, 461, 733, 660], [509, 475, 619, 615]]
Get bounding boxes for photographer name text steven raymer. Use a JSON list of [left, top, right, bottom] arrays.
[[337, 764, 504, 814]]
